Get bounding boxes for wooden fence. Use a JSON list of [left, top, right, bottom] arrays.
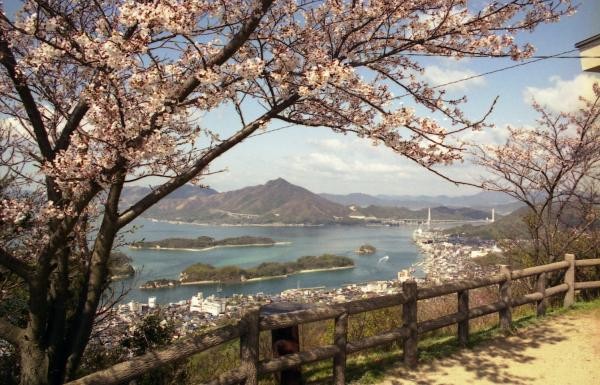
[[66, 254, 600, 385]]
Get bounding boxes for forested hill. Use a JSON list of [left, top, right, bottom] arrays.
[[444, 207, 530, 240], [121, 178, 494, 225]]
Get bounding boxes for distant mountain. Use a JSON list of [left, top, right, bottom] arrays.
[[145, 178, 351, 224], [121, 184, 218, 204], [319, 193, 385, 207], [352, 205, 492, 221], [131, 178, 497, 225], [321, 190, 521, 213]]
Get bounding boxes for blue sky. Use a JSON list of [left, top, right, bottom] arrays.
[[201, 1, 600, 196]]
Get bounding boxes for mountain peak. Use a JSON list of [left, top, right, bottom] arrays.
[[265, 177, 292, 187]]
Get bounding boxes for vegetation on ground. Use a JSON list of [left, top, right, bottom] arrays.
[[356, 244, 377, 255], [131, 236, 276, 250], [180, 254, 354, 283]]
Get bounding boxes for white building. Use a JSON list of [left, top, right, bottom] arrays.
[[190, 292, 204, 313], [360, 281, 388, 293], [189, 292, 226, 316], [148, 297, 157, 309], [202, 298, 226, 316], [128, 301, 141, 313]]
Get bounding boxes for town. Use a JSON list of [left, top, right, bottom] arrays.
[[95, 228, 502, 349]]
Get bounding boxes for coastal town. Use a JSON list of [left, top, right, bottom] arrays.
[[96, 225, 502, 347]]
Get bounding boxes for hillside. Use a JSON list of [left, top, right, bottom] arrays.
[[321, 190, 520, 213], [124, 178, 496, 225], [145, 178, 351, 224], [444, 207, 530, 240], [180, 254, 354, 283], [131, 236, 276, 250], [355, 205, 492, 220], [121, 184, 218, 206]]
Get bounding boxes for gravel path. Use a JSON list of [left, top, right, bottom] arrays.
[[376, 307, 600, 385]]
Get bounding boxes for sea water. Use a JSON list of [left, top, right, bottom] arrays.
[[116, 218, 423, 304]]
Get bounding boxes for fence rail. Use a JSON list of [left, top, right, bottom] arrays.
[[66, 254, 600, 385]]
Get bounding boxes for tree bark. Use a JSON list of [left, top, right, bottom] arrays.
[[20, 340, 50, 385]]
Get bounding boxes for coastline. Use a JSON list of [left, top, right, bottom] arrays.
[[293, 265, 355, 274], [144, 217, 325, 227], [129, 241, 292, 252], [180, 265, 355, 286], [180, 274, 288, 286]]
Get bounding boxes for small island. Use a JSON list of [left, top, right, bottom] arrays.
[[140, 279, 180, 290], [355, 244, 377, 255], [180, 254, 355, 284], [109, 252, 135, 280], [130, 236, 279, 251]]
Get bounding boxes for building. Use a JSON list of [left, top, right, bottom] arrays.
[[575, 34, 600, 73], [128, 301, 141, 313], [397, 269, 414, 283], [189, 292, 226, 316], [202, 297, 227, 316], [148, 297, 157, 309], [189, 292, 204, 313]]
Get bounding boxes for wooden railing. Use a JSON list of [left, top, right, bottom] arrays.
[[66, 254, 600, 385]]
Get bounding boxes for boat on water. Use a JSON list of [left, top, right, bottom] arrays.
[[378, 255, 390, 263]]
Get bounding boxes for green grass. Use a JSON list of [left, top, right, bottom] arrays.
[[294, 297, 600, 385]]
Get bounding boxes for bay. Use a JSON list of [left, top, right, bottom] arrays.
[[116, 218, 424, 304]]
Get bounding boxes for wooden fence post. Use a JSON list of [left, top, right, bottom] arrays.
[[536, 272, 547, 316], [457, 290, 469, 347], [564, 253, 576, 307], [240, 306, 260, 385], [333, 312, 348, 385], [402, 280, 418, 368], [499, 265, 512, 332]]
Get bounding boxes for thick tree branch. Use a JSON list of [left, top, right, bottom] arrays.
[[0, 316, 24, 346], [0, 35, 52, 160], [0, 246, 33, 279], [64, 172, 125, 381]]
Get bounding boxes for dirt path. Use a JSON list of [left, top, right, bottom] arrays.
[[377, 307, 600, 385]]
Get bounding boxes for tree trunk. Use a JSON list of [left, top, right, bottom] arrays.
[[20, 341, 50, 385]]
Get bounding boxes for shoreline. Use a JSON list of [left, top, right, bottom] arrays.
[[129, 241, 292, 252], [144, 217, 325, 227], [179, 265, 355, 286], [293, 265, 355, 274]]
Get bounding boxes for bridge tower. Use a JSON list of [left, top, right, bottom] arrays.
[[427, 207, 431, 227]]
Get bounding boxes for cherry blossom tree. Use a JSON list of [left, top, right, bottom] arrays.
[[474, 85, 600, 269], [0, 0, 574, 384]]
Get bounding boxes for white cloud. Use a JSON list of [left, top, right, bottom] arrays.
[[306, 138, 348, 151], [295, 152, 408, 175], [422, 65, 486, 90], [523, 74, 600, 112]]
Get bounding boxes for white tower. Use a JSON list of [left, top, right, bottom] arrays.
[[491, 208, 495, 223], [427, 207, 431, 227]]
